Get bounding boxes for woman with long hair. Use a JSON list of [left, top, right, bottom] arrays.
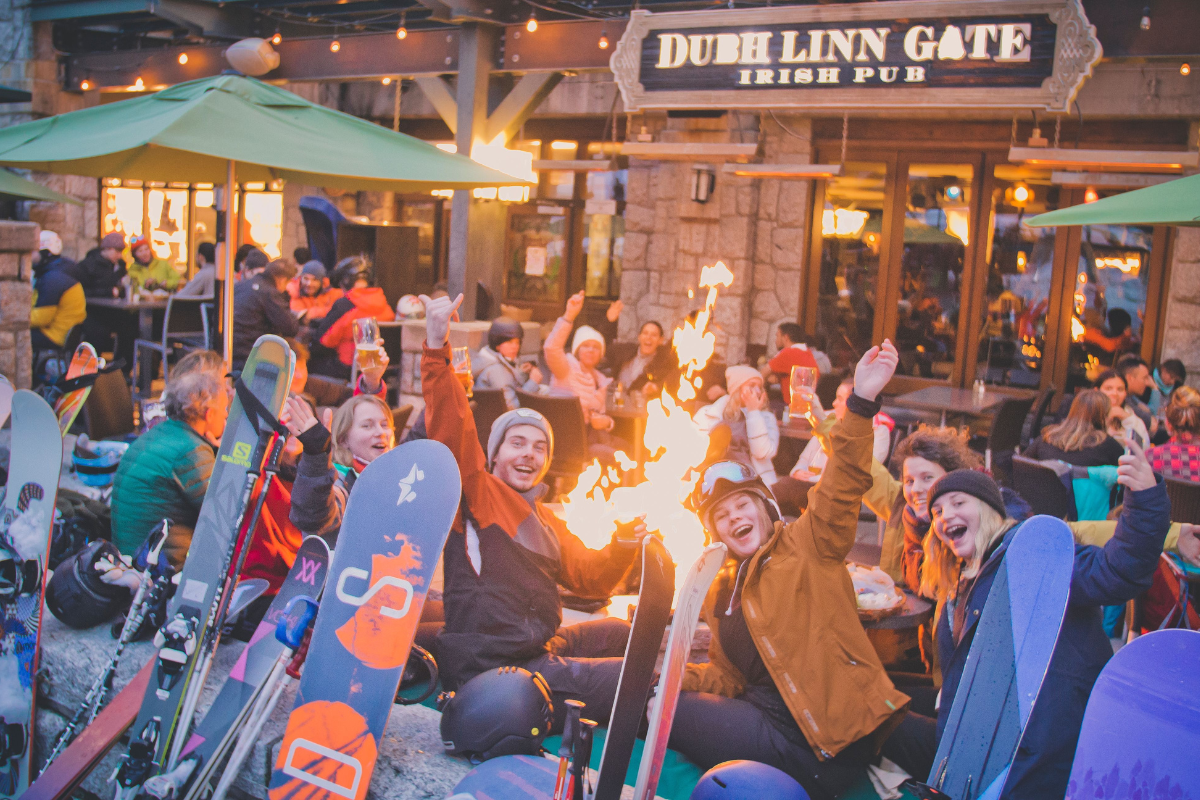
[[1023, 389, 1124, 467], [1146, 385, 1200, 482], [882, 443, 1169, 796], [1095, 368, 1151, 447]]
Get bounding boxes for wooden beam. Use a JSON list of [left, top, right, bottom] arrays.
[[621, 142, 758, 162], [413, 76, 459, 136], [1050, 171, 1176, 188], [532, 159, 617, 171], [1009, 147, 1200, 173], [484, 72, 563, 144], [722, 163, 843, 178]]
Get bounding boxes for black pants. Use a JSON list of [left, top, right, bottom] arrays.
[[880, 681, 939, 781], [668, 687, 874, 800], [519, 617, 631, 732]]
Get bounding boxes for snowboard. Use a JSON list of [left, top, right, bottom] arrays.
[[0, 375, 12, 431], [268, 439, 460, 800], [1064, 629, 1200, 800], [114, 335, 293, 795], [450, 534, 675, 800], [173, 537, 331, 800], [0, 390, 63, 797], [632, 543, 725, 800], [928, 516, 1074, 800], [53, 342, 102, 435], [26, 658, 155, 800]]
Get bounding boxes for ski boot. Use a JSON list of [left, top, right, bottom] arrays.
[[0, 719, 25, 760], [153, 613, 198, 699], [111, 718, 160, 800]]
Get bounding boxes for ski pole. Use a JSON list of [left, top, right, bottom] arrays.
[[41, 519, 170, 772], [166, 428, 285, 770], [210, 596, 318, 800], [572, 718, 597, 800], [553, 699, 585, 800]]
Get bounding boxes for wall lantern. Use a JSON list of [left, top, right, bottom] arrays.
[[691, 166, 716, 203]]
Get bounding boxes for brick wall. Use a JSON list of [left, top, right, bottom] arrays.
[[0, 222, 36, 388]]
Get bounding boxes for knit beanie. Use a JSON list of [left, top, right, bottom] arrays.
[[928, 469, 1007, 519], [571, 325, 605, 358], [725, 365, 761, 398], [486, 407, 555, 482], [100, 232, 126, 251], [300, 260, 327, 280]]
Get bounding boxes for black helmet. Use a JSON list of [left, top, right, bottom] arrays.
[[438, 666, 554, 762], [46, 539, 133, 629], [487, 317, 524, 351], [333, 255, 372, 291], [690, 461, 781, 531]]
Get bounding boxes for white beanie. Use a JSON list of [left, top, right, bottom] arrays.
[[571, 325, 606, 357], [39, 230, 62, 256], [725, 365, 761, 398]]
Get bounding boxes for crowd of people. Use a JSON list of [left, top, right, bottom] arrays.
[[57, 232, 1197, 800]]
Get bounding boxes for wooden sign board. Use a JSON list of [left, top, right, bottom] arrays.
[[610, 0, 1100, 112]]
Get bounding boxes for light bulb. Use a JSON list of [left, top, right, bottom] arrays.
[[1013, 184, 1031, 203], [1084, 187, 1099, 204], [178, 52, 188, 65], [598, 31, 609, 49], [1182, 63, 1191, 76], [80, 79, 91, 91], [382, 76, 392, 85], [330, 39, 341, 52], [271, 31, 282, 45], [396, 25, 407, 39], [1140, 5, 1151, 30], [526, 11, 537, 32]]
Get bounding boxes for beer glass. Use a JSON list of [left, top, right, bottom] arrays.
[[353, 317, 384, 372], [451, 346, 473, 397], [790, 366, 818, 417]]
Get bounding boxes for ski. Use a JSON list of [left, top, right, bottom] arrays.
[[168, 537, 330, 800], [0, 375, 12, 431], [268, 439, 460, 800], [53, 342, 103, 435], [111, 335, 292, 799], [632, 543, 725, 800], [0, 390, 63, 797]]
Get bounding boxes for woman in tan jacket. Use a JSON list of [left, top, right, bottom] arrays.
[[671, 341, 908, 800]]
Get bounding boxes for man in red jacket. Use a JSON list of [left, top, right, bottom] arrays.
[[311, 256, 395, 380], [421, 292, 646, 728]]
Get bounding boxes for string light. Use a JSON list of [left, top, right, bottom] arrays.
[[1182, 63, 1192, 76], [271, 30, 282, 45], [80, 79, 91, 91], [397, 11, 407, 39], [598, 30, 609, 49], [382, 76, 392, 85], [178, 52, 188, 65], [526, 8, 537, 32], [330, 39, 341, 52]]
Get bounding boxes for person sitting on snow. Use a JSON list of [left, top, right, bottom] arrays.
[[422, 291, 646, 729]]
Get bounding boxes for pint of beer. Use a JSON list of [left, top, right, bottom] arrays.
[[790, 366, 818, 417], [353, 317, 383, 372], [451, 346, 473, 397]]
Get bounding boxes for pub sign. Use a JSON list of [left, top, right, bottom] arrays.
[[610, 0, 1101, 112]]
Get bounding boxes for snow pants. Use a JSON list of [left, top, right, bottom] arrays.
[[519, 617, 632, 733]]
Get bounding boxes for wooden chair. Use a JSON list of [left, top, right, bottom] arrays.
[[83, 369, 136, 440], [133, 296, 209, 398], [470, 388, 508, 451], [1011, 455, 1075, 520], [516, 389, 589, 490], [305, 373, 354, 409], [1165, 477, 1200, 524], [1025, 385, 1056, 445], [391, 403, 414, 437]]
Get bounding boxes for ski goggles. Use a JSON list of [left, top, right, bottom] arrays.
[[690, 461, 764, 518]]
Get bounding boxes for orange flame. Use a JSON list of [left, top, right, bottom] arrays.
[[559, 261, 733, 597]]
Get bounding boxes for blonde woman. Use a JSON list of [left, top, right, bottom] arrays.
[[881, 442, 1169, 798], [693, 365, 780, 484], [1023, 389, 1124, 467]]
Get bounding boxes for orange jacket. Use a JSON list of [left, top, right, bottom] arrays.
[[290, 285, 343, 322], [319, 287, 395, 366], [683, 408, 910, 760]]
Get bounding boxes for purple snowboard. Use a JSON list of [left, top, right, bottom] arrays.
[[1064, 629, 1200, 799]]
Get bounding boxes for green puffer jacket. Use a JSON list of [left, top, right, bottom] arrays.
[[111, 418, 215, 567]]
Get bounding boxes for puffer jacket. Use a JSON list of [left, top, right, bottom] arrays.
[[318, 287, 395, 367], [423, 341, 637, 689], [75, 248, 126, 299], [683, 406, 910, 760], [472, 345, 539, 409], [31, 260, 86, 346], [110, 418, 215, 567], [935, 480, 1170, 798], [126, 255, 182, 291]]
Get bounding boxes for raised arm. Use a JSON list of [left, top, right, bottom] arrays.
[[544, 290, 585, 381]]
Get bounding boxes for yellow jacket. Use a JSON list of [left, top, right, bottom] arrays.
[[30, 282, 86, 347], [683, 408, 910, 760], [127, 256, 182, 291]]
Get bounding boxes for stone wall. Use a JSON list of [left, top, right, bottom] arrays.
[[0, 222, 36, 388], [618, 112, 812, 366], [1160, 224, 1200, 385]]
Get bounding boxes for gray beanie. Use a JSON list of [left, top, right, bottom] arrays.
[[300, 260, 327, 279], [487, 407, 554, 481]]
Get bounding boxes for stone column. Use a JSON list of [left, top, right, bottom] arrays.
[[0, 222, 36, 388]]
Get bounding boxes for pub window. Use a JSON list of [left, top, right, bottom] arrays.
[[582, 147, 626, 299]]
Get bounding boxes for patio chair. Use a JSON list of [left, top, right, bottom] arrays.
[[470, 388, 508, 451], [971, 395, 1035, 483], [1012, 455, 1076, 520], [1025, 385, 1056, 445], [133, 295, 209, 398], [1165, 477, 1200, 524], [305, 373, 354, 408], [516, 389, 589, 492]]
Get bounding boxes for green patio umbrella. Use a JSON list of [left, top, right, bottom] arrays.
[[1028, 172, 1200, 228], [0, 170, 81, 205], [0, 73, 524, 358]]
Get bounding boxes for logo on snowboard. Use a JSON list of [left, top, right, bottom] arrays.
[[396, 464, 424, 506]]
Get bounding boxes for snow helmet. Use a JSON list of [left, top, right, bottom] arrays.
[[334, 255, 372, 291], [396, 294, 424, 319], [690, 461, 781, 532], [46, 539, 132, 629], [690, 761, 810, 800], [487, 317, 524, 350], [438, 666, 554, 762]]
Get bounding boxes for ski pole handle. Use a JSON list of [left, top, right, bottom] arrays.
[[286, 629, 313, 680], [561, 699, 584, 760], [572, 719, 596, 800]]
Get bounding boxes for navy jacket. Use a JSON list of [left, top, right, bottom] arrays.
[[935, 480, 1170, 798], [231, 274, 300, 370]]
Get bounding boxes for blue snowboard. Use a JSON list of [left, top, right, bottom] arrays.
[[449, 535, 675, 800], [1064, 629, 1200, 799], [268, 439, 459, 800], [929, 515, 1074, 800]]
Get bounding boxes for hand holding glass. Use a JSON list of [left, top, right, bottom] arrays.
[[353, 318, 385, 372], [790, 366, 818, 417]]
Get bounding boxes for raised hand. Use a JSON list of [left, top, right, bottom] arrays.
[[564, 290, 586, 322], [1116, 436, 1157, 493], [281, 394, 319, 437], [420, 292, 464, 349], [606, 298, 624, 323], [853, 339, 899, 402]]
